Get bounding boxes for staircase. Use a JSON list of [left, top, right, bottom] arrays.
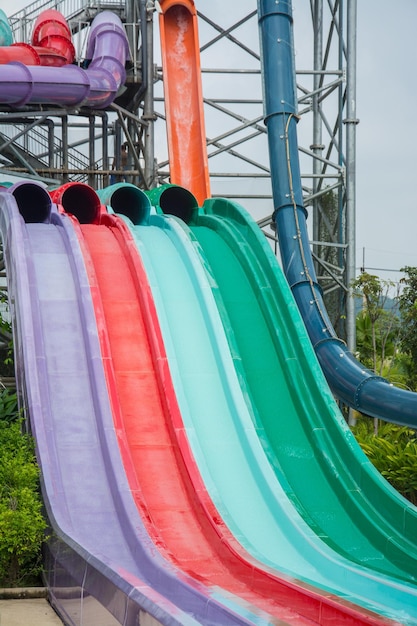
[[0, 124, 92, 184]]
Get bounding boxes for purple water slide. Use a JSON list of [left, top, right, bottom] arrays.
[[0, 181, 261, 626], [0, 11, 128, 108]]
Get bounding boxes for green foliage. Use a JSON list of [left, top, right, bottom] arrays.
[[0, 289, 14, 378], [352, 417, 417, 505], [398, 266, 417, 390], [0, 294, 46, 586], [1, 339, 15, 377], [0, 416, 47, 586], [351, 272, 385, 321], [0, 389, 19, 424], [351, 272, 400, 376]]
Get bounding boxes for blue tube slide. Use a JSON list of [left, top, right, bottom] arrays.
[[0, 11, 128, 108], [257, 0, 417, 427], [0, 182, 264, 626]]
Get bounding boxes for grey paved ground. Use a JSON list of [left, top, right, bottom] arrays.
[[0, 597, 64, 626], [0, 589, 123, 625], [0, 587, 157, 625]]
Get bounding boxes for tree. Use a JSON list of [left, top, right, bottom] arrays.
[[0, 263, 14, 378], [398, 266, 417, 390], [351, 272, 400, 373], [351, 273, 401, 434]]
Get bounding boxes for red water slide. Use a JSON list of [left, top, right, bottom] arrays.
[[0, 9, 74, 66], [158, 0, 210, 206]]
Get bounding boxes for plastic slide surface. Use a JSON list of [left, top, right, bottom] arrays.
[[95, 182, 393, 626], [186, 196, 417, 577], [185, 197, 417, 623], [122, 185, 417, 625], [49, 181, 275, 626], [158, 0, 210, 205], [0, 183, 204, 626]]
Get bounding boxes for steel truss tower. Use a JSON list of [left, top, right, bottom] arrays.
[[1, 0, 356, 346]]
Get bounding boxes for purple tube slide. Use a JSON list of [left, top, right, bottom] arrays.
[[0, 11, 129, 108]]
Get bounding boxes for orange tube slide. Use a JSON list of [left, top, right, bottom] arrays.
[[159, 0, 210, 206]]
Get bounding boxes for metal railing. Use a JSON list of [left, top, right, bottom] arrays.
[[1, 124, 88, 169], [8, 0, 125, 42]]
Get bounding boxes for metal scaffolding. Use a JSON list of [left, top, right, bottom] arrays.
[[0, 0, 356, 345]]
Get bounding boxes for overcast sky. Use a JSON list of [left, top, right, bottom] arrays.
[[354, 1, 417, 286], [2, 0, 417, 287], [197, 0, 417, 287]]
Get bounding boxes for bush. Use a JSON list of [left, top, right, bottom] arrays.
[[0, 388, 19, 424], [0, 417, 47, 586], [0, 304, 47, 586], [352, 417, 417, 505]]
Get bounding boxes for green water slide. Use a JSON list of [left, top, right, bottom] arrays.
[[180, 195, 417, 581]]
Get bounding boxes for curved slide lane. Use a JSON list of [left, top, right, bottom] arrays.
[[50, 181, 273, 626], [0, 182, 205, 626], [100, 183, 412, 625], [84, 180, 388, 626], [184, 194, 417, 585], [134, 184, 417, 625]]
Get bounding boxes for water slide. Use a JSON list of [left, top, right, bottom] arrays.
[[0, 10, 128, 108], [256, 0, 417, 427], [0, 173, 414, 624], [0, 9, 13, 46], [103, 182, 416, 625], [100, 181, 408, 626], [1, 181, 291, 626], [0, 2, 416, 625], [158, 0, 211, 206], [0, 9, 75, 66], [1, 173, 402, 626]]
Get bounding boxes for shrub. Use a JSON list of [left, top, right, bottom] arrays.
[[0, 417, 47, 586], [352, 417, 417, 505], [0, 388, 19, 424], [0, 301, 47, 586]]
